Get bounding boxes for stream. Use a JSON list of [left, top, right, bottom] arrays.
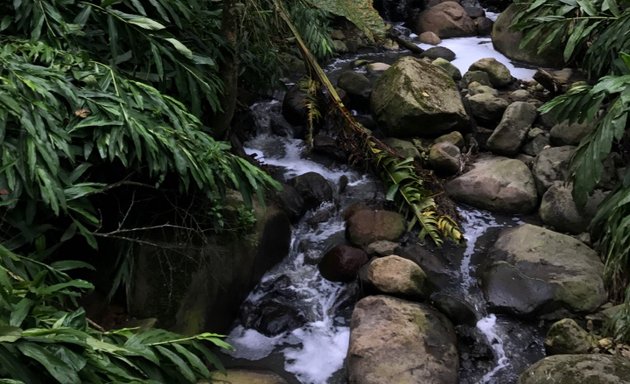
[[222, 30, 546, 384]]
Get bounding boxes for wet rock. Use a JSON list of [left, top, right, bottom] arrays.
[[429, 141, 462, 175], [382, 137, 421, 159], [522, 128, 550, 157], [518, 354, 630, 384], [487, 101, 538, 156], [419, 31, 442, 45], [313, 134, 347, 162], [319, 244, 369, 282], [415, 1, 477, 38], [539, 182, 589, 234], [242, 298, 307, 336], [544, 318, 593, 355], [362, 255, 429, 298], [464, 5, 485, 18], [469, 58, 513, 88], [466, 93, 509, 124], [337, 70, 372, 109], [348, 295, 459, 384], [483, 224, 607, 317], [492, 4, 565, 68], [346, 209, 406, 246], [421, 46, 456, 61], [332, 39, 349, 54], [275, 184, 305, 222], [366, 62, 391, 75], [282, 84, 308, 126], [371, 56, 469, 137], [435, 131, 465, 149], [550, 120, 596, 146], [446, 156, 538, 213], [289, 172, 334, 211], [431, 292, 478, 326], [432, 57, 462, 80], [533, 146, 575, 195], [210, 369, 289, 384], [462, 70, 492, 87], [475, 17, 493, 36]]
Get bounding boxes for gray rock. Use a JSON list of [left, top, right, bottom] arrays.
[[539, 182, 589, 234], [348, 296, 459, 384], [429, 142, 462, 175], [365, 240, 399, 256], [415, 1, 476, 38], [483, 224, 607, 317], [432, 57, 462, 80], [363, 255, 429, 298], [492, 4, 565, 68], [469, 57, 513, 88], [346, 209, 406, 246], [522, 130, 550, 157], [371, 56, 469, 137], [435, 131, 466, 149], [510, 89, 531, 101], [468, 82, 499, 96], [487, 101, 538, 155], [550, 120, 596, 146], [533, 146, 575, 195], [289, 172, 334, 211], [421, 46, 456, 61], [518, 354, 630, 384], [383, 137, 421, 159], [332, 39, 349, 54], [338, 71, 372, 103], [475, 17, 493, 36], [544, 318, 593, 355], [446, 156, 538, 213], [431, 292, 478, 326], [466, 93, 509, 124], [462, 70, 492, 87], [366, 62, 391, 74]]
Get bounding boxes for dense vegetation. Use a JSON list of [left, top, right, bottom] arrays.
[[514, 0, 630, 342], [0, 0, 377, 382]]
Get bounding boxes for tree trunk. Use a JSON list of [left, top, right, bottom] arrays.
[[212, 0, 240, 139]]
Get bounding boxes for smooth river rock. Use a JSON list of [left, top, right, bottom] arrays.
[[415, 1, 476, 38], [446, 156, 538, 213], [518, 354, 630, 384], [363, 255, 429, 298], [483, 224, 607, 317], [533, 146, 574, 195], [544, 318, 593, 355], [346, 209, 406, 246], [348, 295, 459, 384], [487, 101, 538, 156], [371, 56, 469, 137], [319, 245, 369, 282]]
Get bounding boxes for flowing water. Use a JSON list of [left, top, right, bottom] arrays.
[[222, 26, 546, 384]]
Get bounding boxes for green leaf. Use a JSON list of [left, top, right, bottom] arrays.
[[156, 345, 196, 382], [16, 342, 81, 384], [50, 260, 95, 272], [163, 38, 193, 59], [0, 326, 23, 343], [10, 299, 33, 327]]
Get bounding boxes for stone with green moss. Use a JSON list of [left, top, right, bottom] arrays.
[[518, 354, 630, 384]]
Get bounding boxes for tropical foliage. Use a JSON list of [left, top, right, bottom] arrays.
[[514, 0, 630, 342], [0, 244, 230, 383]]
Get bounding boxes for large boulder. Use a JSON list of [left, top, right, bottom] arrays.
[[468, 58, 513, 88], [446, 156, 538, 213], [492, 4, 565, 68], [487, 101, 538, 155], [362, 255, 429, 298], [346, 209, 406, 246], [319, 245, 369, 282], [371, 56, 469, 137], [128, 195, 291, 334], [518, 354, 630, 384], [482, 224, 607, 317], [415, 1, 477, 38], [466, 93, 509, 124], [533, 146, 575, 195], [348, 295, 459, 384]]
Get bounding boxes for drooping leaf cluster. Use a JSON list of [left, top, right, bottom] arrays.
[[0, 244, 230, 383], [513, 0, 630, 78]]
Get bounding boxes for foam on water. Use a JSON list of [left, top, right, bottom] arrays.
[[477, 314, 510, 383], [418, 37, 537, 80], [227, 326, 283, 360]]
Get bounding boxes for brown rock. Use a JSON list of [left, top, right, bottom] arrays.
[[319, 245, 369, 282], [346, 209, 406, 246]]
